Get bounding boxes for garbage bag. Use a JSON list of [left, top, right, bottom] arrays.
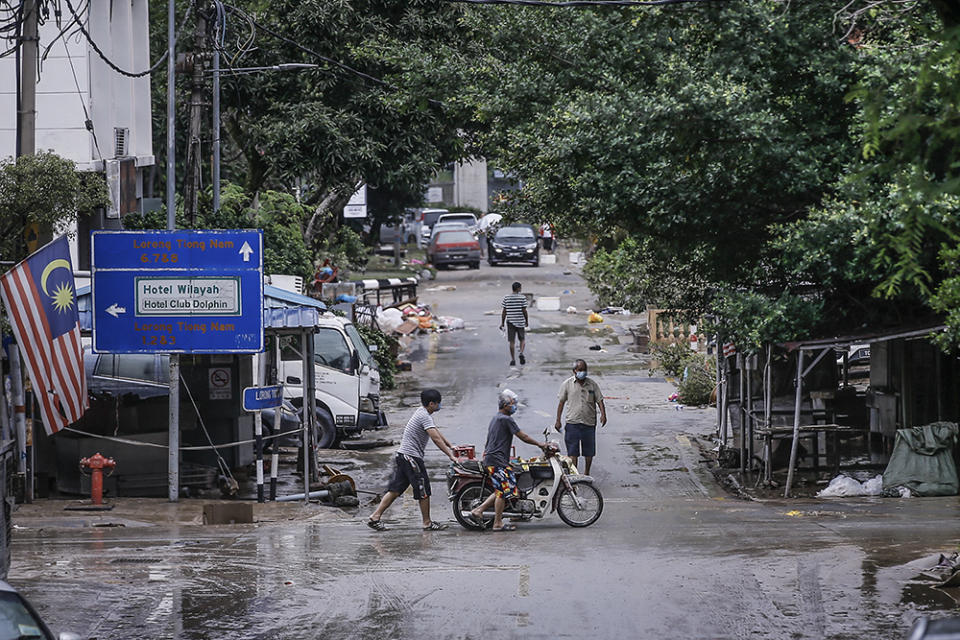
[[882, 422, 959, 496], [817, 475, 883, 497]]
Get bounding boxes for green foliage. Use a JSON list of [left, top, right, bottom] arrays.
[[678, 362, 716, 407], [123, 182, 370, 279], [354, 323, 399, 390], [0, 153, 109, 262], [651, 343, 699, 379], [582, 236, 709, 314]]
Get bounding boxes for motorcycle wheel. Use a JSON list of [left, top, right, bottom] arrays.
[[556, 482, 603, 527], [452, 483, 494, 531]]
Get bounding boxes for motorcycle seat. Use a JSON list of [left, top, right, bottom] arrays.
[[456, 460, 484, 473]]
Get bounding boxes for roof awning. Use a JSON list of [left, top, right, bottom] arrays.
[[781, 325, 946, 352]]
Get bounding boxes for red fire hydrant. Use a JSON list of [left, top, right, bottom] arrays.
[[79, 453, 116, 505]]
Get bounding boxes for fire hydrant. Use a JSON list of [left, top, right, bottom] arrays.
[[79, 453, 116, 505]]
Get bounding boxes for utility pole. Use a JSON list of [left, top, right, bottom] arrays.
[[166, 0, 180, 502], [184, 13, 207, 226], [212, 45, 221, 212], [17, 0, 37, 158]]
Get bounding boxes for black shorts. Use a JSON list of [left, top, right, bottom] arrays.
[[386, 453, 431, 500], [507, 324, 525, 343]]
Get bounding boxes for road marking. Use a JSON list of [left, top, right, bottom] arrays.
[[518, 565, 529, 596]]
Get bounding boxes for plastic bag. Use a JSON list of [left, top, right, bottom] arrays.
[[588, 312, 603, 324], [817, 475, 883, 497]]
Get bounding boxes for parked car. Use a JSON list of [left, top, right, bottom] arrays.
[[378, 213, 417, 246], [417, 208, 450, 245], [436, 212, 479, 235], [428, 220, 470, 241], [488, 224, 540, 266], [0, 580, 79, 639], [427, 229, 481, 269]]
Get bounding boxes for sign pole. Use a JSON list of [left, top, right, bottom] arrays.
[[253, 353, 264, 503], [270, 340, 279, 501], [168, 354, 179, 501]]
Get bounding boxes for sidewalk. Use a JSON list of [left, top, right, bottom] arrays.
[[12, 496, 354, 531]]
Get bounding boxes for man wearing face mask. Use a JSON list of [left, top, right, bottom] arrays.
[[469, 389, 549, 532], [554, 359, 607, 475]]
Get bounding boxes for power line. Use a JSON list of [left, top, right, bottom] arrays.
[[61, 0, 193, 78], [224, 5, 396, 92]]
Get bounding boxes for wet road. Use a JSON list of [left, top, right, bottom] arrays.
[[10, 250, 960, 639]]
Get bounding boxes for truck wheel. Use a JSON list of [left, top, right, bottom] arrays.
[[314, 407, 338, 449]]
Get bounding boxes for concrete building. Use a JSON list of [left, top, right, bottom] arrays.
[[0, 0, 155, 268], [427, 158, 521, 212]]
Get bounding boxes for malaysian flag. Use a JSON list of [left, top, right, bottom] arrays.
[[722, 341, 737, 358], [0, 236, 87, 434]]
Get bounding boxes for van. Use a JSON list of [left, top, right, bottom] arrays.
[[418, 208, 449, 246], [275, 313, 386, 447]]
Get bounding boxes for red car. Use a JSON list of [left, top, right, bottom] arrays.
[[427, 229, 481, 270]]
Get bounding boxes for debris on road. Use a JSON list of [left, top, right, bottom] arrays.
[[816, 475, 883, 497]]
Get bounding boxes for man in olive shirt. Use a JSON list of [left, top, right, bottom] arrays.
[[554, 359, 607, 475]]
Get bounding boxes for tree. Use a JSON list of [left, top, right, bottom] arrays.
[[0, 153, 109, 263], [148, 0, 481, 242], [463, 3, 858, 340]]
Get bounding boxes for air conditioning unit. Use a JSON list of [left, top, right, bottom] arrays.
[[114, 127, 129, 158]]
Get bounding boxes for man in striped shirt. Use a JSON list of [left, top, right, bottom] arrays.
[[500, 281, 529, 366]]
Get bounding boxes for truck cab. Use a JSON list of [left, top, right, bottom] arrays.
[[275, 313, 386, 447]]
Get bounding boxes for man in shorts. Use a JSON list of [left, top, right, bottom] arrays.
[[366, 389, 457, 531], [469, 389, 550, 532], [554, 359, 607, 475], [500, 281, 529, 366]]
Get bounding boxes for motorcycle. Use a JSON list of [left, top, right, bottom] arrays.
[[446, 432, 603, 530]]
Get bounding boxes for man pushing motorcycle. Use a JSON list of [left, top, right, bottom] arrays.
[[469, 389, 551, 532]]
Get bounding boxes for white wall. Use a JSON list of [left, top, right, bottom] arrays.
[[453, 158, 489, 213], [0, 0, 154, 169]]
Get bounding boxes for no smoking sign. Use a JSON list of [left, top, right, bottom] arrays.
[[208, 367, 232, 400]]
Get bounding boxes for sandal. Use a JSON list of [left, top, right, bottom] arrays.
[[468, 511, 488, 529], [491, 524, 517, 532], [423, 521, 448, 531], [366, 518, 387, 531]]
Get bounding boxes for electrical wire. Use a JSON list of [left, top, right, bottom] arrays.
[[223, 3, 402, 94], [62, 35, 102, 159], [61, 0, 194, 78], [40, 0, 89, 64]]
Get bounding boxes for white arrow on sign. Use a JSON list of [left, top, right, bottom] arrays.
[[239, 241, 254, 262], [105, 303, 126, 318]]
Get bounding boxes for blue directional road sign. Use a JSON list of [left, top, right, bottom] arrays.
[[91, 230, 264, 353], [242, 385, 284, 411]]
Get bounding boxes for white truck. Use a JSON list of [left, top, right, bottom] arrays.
[[275, 313, 386, 447]]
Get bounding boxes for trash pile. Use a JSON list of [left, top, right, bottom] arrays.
[[816, 474, 912, 498], [920, 552, 960, 587], [376, 304, 465, 335]]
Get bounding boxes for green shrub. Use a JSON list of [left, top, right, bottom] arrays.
[[678, 364, 715, 406], [651, 343, 699, 378], [355, 323, 399, 390]]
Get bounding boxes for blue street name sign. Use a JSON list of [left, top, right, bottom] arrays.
[[242, 384, 284, 412], [91, 230, 264, 353]]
